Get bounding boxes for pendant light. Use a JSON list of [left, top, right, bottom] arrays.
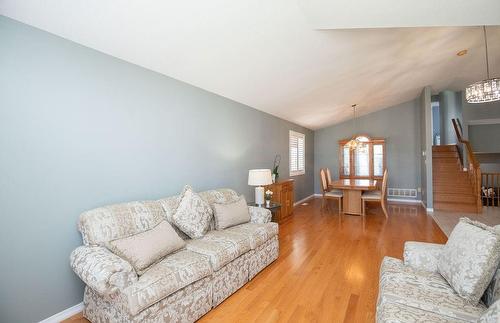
[[465, 26, 500, 103], [345, 104, 365, 150]]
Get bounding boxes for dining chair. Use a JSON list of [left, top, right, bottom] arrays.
[[361, 169, 388, 217], [320, 168, 343, 212]]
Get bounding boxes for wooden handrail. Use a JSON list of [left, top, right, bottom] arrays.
[[451, 118, 482, 212], [452, 118, 479, 168]]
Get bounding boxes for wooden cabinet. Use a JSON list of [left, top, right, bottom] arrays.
[[265, 179, 294, 222]]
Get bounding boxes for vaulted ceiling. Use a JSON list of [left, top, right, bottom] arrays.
[[1, 1, 499, 129]]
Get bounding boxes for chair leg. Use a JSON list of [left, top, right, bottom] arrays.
[[381, 200, 388, 218], [362, 200, 366, 216], [338, 197, 342, 213]]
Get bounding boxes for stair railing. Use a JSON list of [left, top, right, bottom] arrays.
[[451, 118, 482, 212], [481, 173, 500, 207]]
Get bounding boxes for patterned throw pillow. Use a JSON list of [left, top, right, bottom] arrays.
[[171, 185, 213, 239], [438, 218, 500, 304]]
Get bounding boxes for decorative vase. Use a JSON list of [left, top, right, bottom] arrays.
[[272, 174, 277, 183], [265, 200, 270, 207]]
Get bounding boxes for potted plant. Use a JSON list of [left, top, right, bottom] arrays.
[[265, 190, 273, 207], [272, 155, 281, 183]]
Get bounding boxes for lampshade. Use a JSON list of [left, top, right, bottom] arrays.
[[248, 169, 273, 186]]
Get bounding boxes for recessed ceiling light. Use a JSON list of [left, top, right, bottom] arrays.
[[457, 49, 468, 56]]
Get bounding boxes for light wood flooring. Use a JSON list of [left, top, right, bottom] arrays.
[[65, 198, 447, 323]]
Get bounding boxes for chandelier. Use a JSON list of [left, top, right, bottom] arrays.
[[465, 26, 500, 104], [345, 104, 366, 151]]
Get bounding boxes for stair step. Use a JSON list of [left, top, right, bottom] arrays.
[[434, 193, 476, 204], [432, 171, 469, 178], [433, 165, 462, 172], [432, 178, 472, 189], [433, 152, 459, 158], [433, 186, 474, 194], [433, 158, 461, 164], [432, 145, 457, 152], [433, 176, 470, 182], [434, 202, 480, 213]]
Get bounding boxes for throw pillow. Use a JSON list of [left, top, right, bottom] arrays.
[[171, 185, 213, 239], [438, 218, 500, 304], [107, 220, 185, 273], [213, 196, 251, 230]]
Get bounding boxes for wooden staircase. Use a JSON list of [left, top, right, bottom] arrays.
[[432, 145, 480, 213]]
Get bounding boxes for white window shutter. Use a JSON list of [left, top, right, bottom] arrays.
[[289, 130, 305, 176]]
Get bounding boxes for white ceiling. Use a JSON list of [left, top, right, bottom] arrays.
[[299, 0, 500, 29], [1, 1, 499, 129]]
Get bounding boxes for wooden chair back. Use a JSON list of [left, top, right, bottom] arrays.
[[325, 168, 333, 187], [319, 168, 328, 193], [381, 169, 388, 200]]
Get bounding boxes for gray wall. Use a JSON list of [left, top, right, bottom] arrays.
[[439, 90, 463, 145], [469, 124, 500, 153], [0, 16, 314, 322], [420, 86, 433, 208], [314, 99, 421, 197], [463, 91, 500, 123]]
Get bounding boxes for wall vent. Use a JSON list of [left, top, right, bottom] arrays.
[[388, 188, 417, 199]]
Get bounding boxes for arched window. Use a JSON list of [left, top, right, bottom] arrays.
[[339, 135, 386, 179]]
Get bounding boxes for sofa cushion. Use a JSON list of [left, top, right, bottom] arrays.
[[185, 230, 251, 271], [403, 241, 444, 273], [478, 299, 500, 323], [213, 196, 250, 230], [377, 299, 469, 323], [171, 186, 213, 239], [79, 200, 165, 246], [483, 266, 500, 307], [120, 250, 212, 316], [107, 221, 185, 274], [438, 218, 500, 304], [225, 222, 279, 249], [379, 257, 486, 321]]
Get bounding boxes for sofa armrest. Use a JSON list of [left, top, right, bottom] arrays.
[[403, 241, 444, 273], [70, 246, 138, 296], [248, 206, 272, 224]]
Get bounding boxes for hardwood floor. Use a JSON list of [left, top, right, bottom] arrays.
[[64, 198, 447, 323]]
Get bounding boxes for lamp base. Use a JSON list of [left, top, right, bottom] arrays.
[[255, 186, 264, 206]]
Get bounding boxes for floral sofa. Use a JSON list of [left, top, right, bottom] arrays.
[[70, 188, 279, 322], [376, 241, 499, 322]]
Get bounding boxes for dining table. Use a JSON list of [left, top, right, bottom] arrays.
[[329, 179, 378, 215]]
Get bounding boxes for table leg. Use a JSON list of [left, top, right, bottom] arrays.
[[342, 190, 362, 215]]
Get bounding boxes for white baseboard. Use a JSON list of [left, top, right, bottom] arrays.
[[312, 194, 421, 205], [39, 302, 83, 323], [420, 201, 434, 213], [294, 194, 315, 206], [387, 198, 422, 204]]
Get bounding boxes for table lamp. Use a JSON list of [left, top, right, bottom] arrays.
[[248, 169, 273, 206]]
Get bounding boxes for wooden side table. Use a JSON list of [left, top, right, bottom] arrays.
[[247, 201, 282, 222], [264, 179, 294, 222]]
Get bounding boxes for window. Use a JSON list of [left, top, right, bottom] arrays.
[[290, 130, 305, 176], [339, 135, 385, 179]]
